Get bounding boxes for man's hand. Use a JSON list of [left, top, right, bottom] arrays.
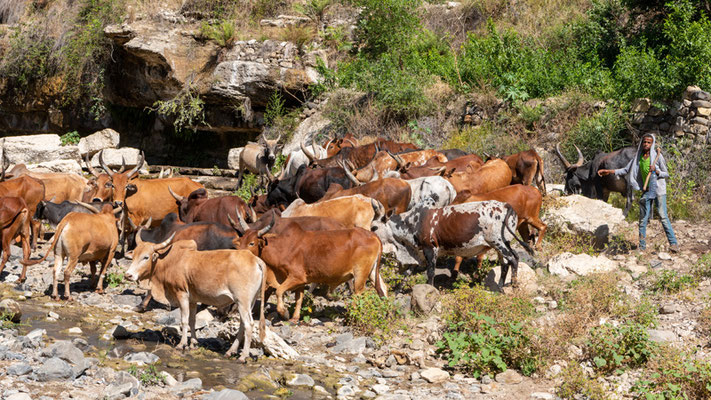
[[598, 169, 613, 177], [650, 164, 657, 174]]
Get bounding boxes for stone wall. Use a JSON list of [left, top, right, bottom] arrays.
[[630, 85, 710, 148]]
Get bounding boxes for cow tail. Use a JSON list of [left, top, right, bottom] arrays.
[[503, 206, 534, 256], [536, 156, 547, 194], [258, 259, 267, 342], [21, 218, 65, 266], [0, 207, 26, 230]]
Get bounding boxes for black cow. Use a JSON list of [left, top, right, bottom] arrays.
[[371, 200, 533, 287], [555, 144, 636, 216], [35, 200, 116, 226], [266, 164, 356, 208]]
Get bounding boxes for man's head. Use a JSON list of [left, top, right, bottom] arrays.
[[641, 134, 654, 153]]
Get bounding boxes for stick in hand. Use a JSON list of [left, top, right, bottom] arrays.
[[642, 147, 662, 191]]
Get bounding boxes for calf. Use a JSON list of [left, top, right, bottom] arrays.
[[281, 195, 382, 230], [445, 159, 512, 195], [371, 200, 533, 287], [35, 200, 115, 227], [125, 235, 266, 362], [502, 149, 547, 195], [22, 203, 121, 300], [237, 220, 386, 322], [0, 197, 31, 280]]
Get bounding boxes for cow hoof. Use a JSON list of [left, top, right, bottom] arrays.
[[177, 343, 188, 351], [288, 318, 300, 324], [65, 296, 74, 302], [51, 295, 61, 301], [94, 288, 104, 294], [237, 356, 248, 364], [134, 306, 147, 313]]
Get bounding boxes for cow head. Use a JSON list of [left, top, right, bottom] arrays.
[[169, 187, 207, 222], [125, 231, 176, 281], [259, 134, 282, 170], [233, 212, 275, 256], [99, 150, 144, 207], [555, 143, 586, 195], [325, 134, 357, 157]]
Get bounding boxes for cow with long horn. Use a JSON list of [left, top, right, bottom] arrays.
[[555, 142, 636, 216], [237, 134, 282, 189]]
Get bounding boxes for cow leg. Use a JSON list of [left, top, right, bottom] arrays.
[[18, 228, 31, 282], [62, 257, 79, 301], [89, 261, 97, 281], [0, 237, 9, 277], [52, 254, 64, 301], [30, 219, 40, 250], [275, 275, 306, 321], [188, 301, 198, 348], [423, 247, 438, 286], [529, 218, 547, 250], [290, 288, 305, 323], [136, 291, 153, 312], [177, 294, 191, 350], [492, 241, 519, 289], [452, 256, 463, 280], [93, 248, 116, 294]]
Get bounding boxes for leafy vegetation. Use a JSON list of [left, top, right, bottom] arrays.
[[345, 290, 402, 345], [127, 364, 166, 386], [60, 131, 81, 146], [149, 84, 206, 138], [104, 271, 124, 288], [647, 269, 694, 294], [586, 321, 655, 374], [199, 21, 235, 47]]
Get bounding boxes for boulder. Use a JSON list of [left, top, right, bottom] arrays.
[[544, 195, 628, 246], [34, 357, 73, 381], [78, 128, 121, 157], [202, 389, 249, 400], [0, 299, 22, 323], [255, 327, 298, 359], [547, 252, 617, 278], [89, 148, 148, 173], [420, 368, 450, 383], [281, 112, 333, 155], [227, 147, 243, 170], [0, 135, 80, 165], [27, 160, 83, 175], [485, 262, 537, 293], [41, 341, 85, 365], [411, 284, 440, 315]]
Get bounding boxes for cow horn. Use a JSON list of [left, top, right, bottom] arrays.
[[300, 138, 315, 162], [113, 206, 124, 215], [344, 137, 357, 146], [555, 143, 572, 169], [98, 150, 115, 177], [233, 206, 250, 232], [257, 213, 275, 238], [142, 217, 152, 229], [135, 227, 144, 245], [572, 145, 584, 167], [324, 136, 335, 152], [154, 232, 175, 251], [75, 201, 100, 214], [158, 167, 165, 179], [249, 204, 257, 223], [341, 160, 361, 185], [168, 186, 184, 202], [126, 214, 138, 230], [118, 156, 127, 173], [346, 160, 356, 171], [249, 185, 256, 200], [127, 151, 145, 179], [85, 152, 101, 177], [386, 150, 405, 169]]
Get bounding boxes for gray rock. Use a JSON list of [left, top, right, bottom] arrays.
[[286, 373, 315, 388], [420, 368, 450, 383], [495, 369, 523, 384], [72, 358, 93, 378], [481, 375, 492, 384], [545, 195, 628, 246], [0, 299, 22, 323], [330, 337, 367, 354], [41, 341, 84, 365], [34, 357, 73, 381], [548, 252, 617, 279], [124, 352, 159, 365], [531, 393, 555, 400], [335, 332, 354, 344], [486, 262, 537, 293], [78, 128, 120, 157], [171, 378, 202, 393], [72, 338, 90, 351], [659, 303, 680, 314], [648, 329, 676, 343], [382, 369, 401, 378], [112, 295, 142, 307], [394, 294, 412, 314], [89, 148, 147, 172], [337, 385, 357, 397], [0, 134, 80, 165], [201, 389, 249, 400], [5, 394, 32, 400], [658, 252, 672, 260], [371, 383, 389, 395], [47, 311, 59, 320], [7, 362, 32, 376], [155, 309, 181, 326], [104, 383, 133, 400], [411, 284, 439, 315], [112, 371, 140, 393]]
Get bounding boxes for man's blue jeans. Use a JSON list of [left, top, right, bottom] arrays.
[[638, 194, 678, 250]]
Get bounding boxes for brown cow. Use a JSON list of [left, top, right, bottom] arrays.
[[303, 138, 419, 170], [170, 188, 250, 225], [502, 150, 547, 195], [0, 197, 31, 281], [126, 235, 266, 362], [454, 184, 547, 249], [237, 219, 386, 322], [4, 165, 87, 203], [83, 153, 114, 202], [281, 195, 383, 230], [353, 150, 448, 182], [397, 153, 483, 179], [326, 171, 412, 215], [0, 166, 45, 249], [22, 203, 121, 300], [445, 159, 512, 195], [325, 133, 358, 157]]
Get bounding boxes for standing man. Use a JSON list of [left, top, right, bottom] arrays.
[[598, 133, 679, 253]]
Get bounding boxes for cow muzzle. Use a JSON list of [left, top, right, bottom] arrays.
[[125, 269, 139, 282], [113, 200, 124, 207]]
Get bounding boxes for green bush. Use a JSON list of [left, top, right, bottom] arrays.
[[561, 105, 630, 161], [556, 363, 607, 400], [648, 269, 694, 294], [632, 348, 711, 399], [149, 86, 206, 138], [445, 122, 529, 157], [199, 21, 235, 47], [345, 290, 401, 345], [0, 25, 56, 94], [60, 131, 81, 146], [104, 271, 124, 288], [127, 364, 165, 386], [586, 321, 655, 374]]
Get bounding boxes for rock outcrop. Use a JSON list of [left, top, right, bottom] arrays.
[[544, 195, 629, 246], [547, 252, 617, 278]]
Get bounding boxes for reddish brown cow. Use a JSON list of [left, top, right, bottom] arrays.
[[304, 138, 420, 170], [0, 170, 45, 248], [322, 175, 412, 215], [502, 150, 547, 195], [397, 154, 483, 179], [236, 219, 386, 322], [325, 133, 358, 157], [170, 188, 251, 226], [445, 159, 512, 195], [0, 197, 31, 281], [22, 203, 121, 300], [353, 150, 448, 182], [454, 184, 546, 249]]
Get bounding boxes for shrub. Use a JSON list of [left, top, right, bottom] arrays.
[[127, 364, 165, 386], [438, 285, 542, 378], [104, 271, 124, 288], [632, 347, 711, 399], [293, 0, 331, 26], [693, 253, 711, 279], [149, 85, 206, 138], [586, 321, 655, 374], [60, 131, 80, 146], [352, 0, 422, 58], [561, 105, 631, 161], [556, 363, 608, 400], [647, 269, 694, 294], [280, 25, 315, 53], [345, 290, 401, 345], [445, 122, 529, 157], [199, 21, 235, 47], [0, 24, 56, 95]]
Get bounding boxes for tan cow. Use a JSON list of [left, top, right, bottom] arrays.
[[445, 159, 512, 195], [281, 195, 383, 229], [4, 164, 87, 202], [353, 150, 448, 182], [125, 235, 266, 362], [0, 197, 31, 281], [22, 203, 121, 300]]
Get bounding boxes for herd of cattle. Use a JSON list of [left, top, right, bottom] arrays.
[[0, 134, 638, 361]]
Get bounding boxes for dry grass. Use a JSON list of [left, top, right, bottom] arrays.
[[0, 0, 28, 24]]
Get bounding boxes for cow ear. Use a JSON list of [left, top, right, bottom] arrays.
[[126, 184, 138, 196]]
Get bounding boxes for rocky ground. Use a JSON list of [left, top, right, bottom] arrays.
[[0, 212, 709, 400]]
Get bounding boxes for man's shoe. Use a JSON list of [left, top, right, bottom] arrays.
[[670, 244, 680, 254]]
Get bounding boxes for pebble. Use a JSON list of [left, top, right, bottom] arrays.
[[660, 303, 680, 314], [382, 369, 401, 378], [47, 311, 59, 320], [481, 375, 492, 384], [67, 327, 82, 334], [5, 394, 32, 400], [658, 252, 672, 260], [34, 357, 74, 381], [7, 363, 33, 376], [171, 378, 202, 393], [337, 385, 357, 397], [201, 389, 249, 400], [372, 383, 389, 394], [286, 374, 315, 388], [124, 352, 159, 365], [420, 368, 449, 383]]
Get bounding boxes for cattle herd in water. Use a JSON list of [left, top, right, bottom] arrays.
[[2, 132, 609, 362]]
